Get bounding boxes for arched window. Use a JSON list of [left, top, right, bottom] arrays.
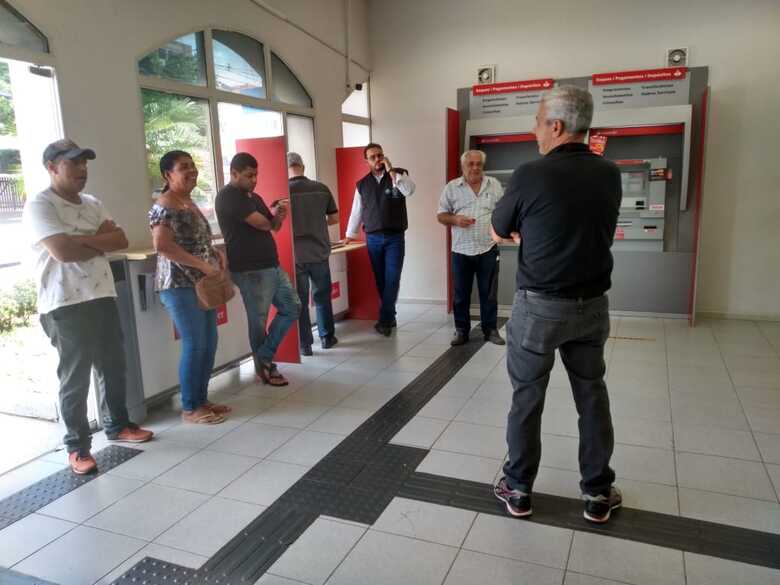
[[138, 29, 317, 229], [0, 0, 48, 53]]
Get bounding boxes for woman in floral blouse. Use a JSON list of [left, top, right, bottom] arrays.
[[149, 150, 231, 424]]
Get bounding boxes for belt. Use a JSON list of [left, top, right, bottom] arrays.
[[523, 290, 602, 303]]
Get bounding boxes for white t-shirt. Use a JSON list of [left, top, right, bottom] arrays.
[[22, 188, 117, 315]]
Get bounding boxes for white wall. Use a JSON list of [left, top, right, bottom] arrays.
[[368, 0, 780, 319], [8, 0, 369, 246]]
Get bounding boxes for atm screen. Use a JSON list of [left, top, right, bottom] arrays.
[[621, 171, 648, 195]]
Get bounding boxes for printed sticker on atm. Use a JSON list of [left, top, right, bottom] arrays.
[[650, 168, 671, 181]]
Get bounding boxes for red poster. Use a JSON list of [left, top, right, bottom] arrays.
[[331, 281, 341, 300], [472, 78, 554, 96], [592, 67, 687, 86], [216, 304, 228, 326], [589, 134, 607, 156]]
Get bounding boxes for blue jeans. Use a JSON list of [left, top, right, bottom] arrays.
[[232, 267, 301, 367], [159, 288, 218, 412], [452, 246, 499, 335], [365, 232, 405, 325], [296, 261, 335, 348]]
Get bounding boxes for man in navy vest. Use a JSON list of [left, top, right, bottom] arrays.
[[344, 143, 415, 336]]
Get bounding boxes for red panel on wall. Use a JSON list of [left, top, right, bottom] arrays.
[[689, 87, 710, 326], [445, 108, 461, 313], [590, 124, 684, 138], [236, 136, 300, 364], [336, 146, 380, 321], [474, 133, 536, 145]]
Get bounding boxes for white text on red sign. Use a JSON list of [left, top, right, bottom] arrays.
[[472, 78, 554, 96], [592, 67, 688, 86]]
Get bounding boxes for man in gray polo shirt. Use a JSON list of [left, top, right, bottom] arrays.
[[287, 152, 340, 355]]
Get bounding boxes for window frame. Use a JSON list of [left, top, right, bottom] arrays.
[[341, 78, 371, 145], [138, 28, 316, 191]]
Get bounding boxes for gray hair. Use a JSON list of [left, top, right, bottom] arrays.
[[460, 150, 486, 167], [541, 85, 593, 134]]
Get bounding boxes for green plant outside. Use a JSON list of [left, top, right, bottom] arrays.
[[141, 89, 216, 209], [0, 279, 37, 335]]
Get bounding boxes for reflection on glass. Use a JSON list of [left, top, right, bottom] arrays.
[[342, 121, 370, 148], [0, 2, 48, 53], [138, 32, 206, 86], [286, 115, 317, 179], [271, 53, 312, 108], [621, 171, 647, 195], [341, 82, 369, 118], [218, 102, 282, 180], [212, 30, 266, 99], [141, 89, 217, 227]]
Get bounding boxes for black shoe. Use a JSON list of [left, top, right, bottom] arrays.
[[583, 486, 622, 523], [389, 319, 397, 328], [493, 476, 532, 517], [321, 335, 338, 349], [374, 322, 392, 337], [450, 331, 469, 346], [300, 345, 313, 357], [484, 329, 506, 345]]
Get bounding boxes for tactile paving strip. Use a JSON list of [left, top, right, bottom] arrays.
[[398, 471, 780, 570], [0, 445, 142, 531], [111, 328, 493, 584]]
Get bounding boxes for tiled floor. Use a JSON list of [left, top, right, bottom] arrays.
[[0, 305, 779, 584]]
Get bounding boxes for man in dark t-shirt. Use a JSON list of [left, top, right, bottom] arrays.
[[215, 153, 301, 386], [490, 86, 623, 524], [287, 152, 340, 356]]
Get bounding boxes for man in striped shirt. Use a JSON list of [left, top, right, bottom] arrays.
[[437, 150, 506, 346]]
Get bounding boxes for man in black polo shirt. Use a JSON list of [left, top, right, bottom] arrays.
[[215, 153, 301, 387], [491, 86, 623, 524]]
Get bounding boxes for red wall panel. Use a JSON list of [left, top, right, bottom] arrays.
[[335, 146, 380, 321]]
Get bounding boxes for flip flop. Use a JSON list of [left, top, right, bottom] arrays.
[[204, 401, 233, 415], [257, 362, 289, 387]]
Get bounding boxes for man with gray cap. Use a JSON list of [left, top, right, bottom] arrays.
[[287, 152, 339, 355], [23, 139, 153, 475]]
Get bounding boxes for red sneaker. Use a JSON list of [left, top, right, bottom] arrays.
[[108, 426, 154, 443], [69, 451, 97, 475]]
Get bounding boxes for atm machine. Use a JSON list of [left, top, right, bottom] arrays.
[[455, 66, 709, 318], [614, 157, 668, 249]]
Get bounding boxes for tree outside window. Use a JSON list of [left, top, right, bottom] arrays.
[[141, 89, 217, 224]]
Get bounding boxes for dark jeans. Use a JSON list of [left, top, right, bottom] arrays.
[[159, 287, 218, 412], [503, 290, 615, 497], [452, 246, 499, 335], [296, 260, 335, 348], [365, 232, 405, 325], [232, 267, 301, 367], [40, 297, 131, 454]]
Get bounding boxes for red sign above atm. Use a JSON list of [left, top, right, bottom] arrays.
[[472, 78, 555, 96], [475, 133, 536, 145], [592, 67, 688, 86]]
